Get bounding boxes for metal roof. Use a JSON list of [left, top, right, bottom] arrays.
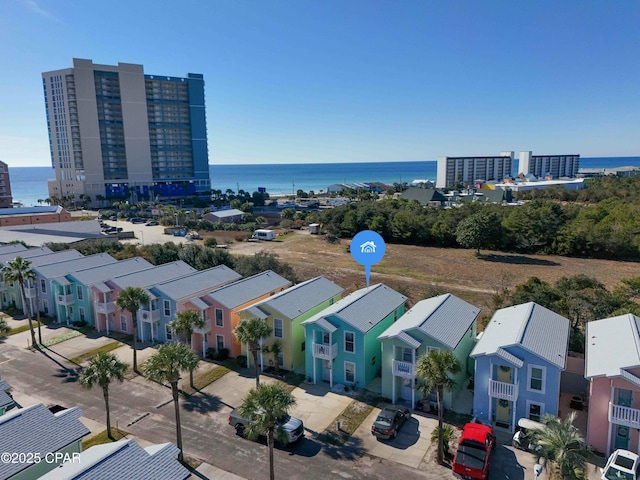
[[585, 314, 640, 379], [377, 294, 478, 349], [110, 261, 196, 290], [0, 404, 90, 479], [242, 305, 269, 319], [0, 380, 13, 410], [0, 243, 27, 255], [151, 265, 241, 300], [207, 209, 243, 218], [206, 270, 291, 309], [35, 253, 117, 279], [470, 302, 569, 369], [302, 284, 407, 334], [187, 297, 210, 311], [71, 257, 153, 285], [39, 439, 190, 480], [244, 276, 344, 319], [0, 246, 53, 264]]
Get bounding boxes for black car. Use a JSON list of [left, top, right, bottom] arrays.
[[371, 405, 410, 440]]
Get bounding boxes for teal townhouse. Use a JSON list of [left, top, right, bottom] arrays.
[[91, 261, 196, 341], [33, 253, 117, 325], [238, 276, 344, 374], [143, 265, 241, 352], [302, 284, 407, 389], [51, 257, 153, 327], [0, 248, 82, 315], [1, 246, 52, 309], [0, 243, 28, 306], [377, 293, 479, 410]]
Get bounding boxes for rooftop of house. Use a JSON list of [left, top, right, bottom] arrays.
[[377, 293, 479, 350], [0, 404, 90, 479], [0, 243, 27, 255], [0, 380, 14, 410], [241, 276, 344, 320], [302, 283, 407, 334], [35, 253, 117, 279], [206, 270, 291, 309], [150, 265, 241, 300], [470, 302, 570, 369], [39, 439, 190, 480], [586, 314, 640, 381], [0, 249, 83, 269], [68, 257, 153, 286], [0, 246, 53, 264], [104, 261, 196, 291]]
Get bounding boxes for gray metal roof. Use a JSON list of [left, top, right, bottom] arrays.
[[110, 261, 196, 290], [302, 284, 407, 334], [0, 404, 90, 478], [35, 253, 117, 279], [243, 305, 269, 319], [377, 294, 478, 349], [470, 302, 569, 369], [70, 257, 153, 286], [244, 276, 344, 319], [208, 209, 244, 219], [585, 314, 640, 379], [0, 246, 53, 264], [39, 439, 190, 480], [151, 265, 241, 301], [206, 270, 291, 309], [0, 380, 13, 410], [0, 243, 27, 255], [1, 250, 84, 270]]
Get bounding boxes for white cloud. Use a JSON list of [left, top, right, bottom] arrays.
[[22, 0, 58, 21]]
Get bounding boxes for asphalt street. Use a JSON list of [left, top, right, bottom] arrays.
[[0, 339, 436, 480]]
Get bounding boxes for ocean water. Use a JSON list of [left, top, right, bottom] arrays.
[[7, 156, 640, 207]]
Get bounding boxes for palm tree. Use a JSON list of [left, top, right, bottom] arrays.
[[2, 257, 37, 347], [237, 383, 297, 480], [144, 343, 199, 462], [532, 412, 589, 480], [233, 318, 272, 388], [169, 310, 205, 387], [79, 353, 128, 440], [416, 349, 462, 465], [263, 340, 283, 377], [0, 315, 10, 336], [115, 286, 150, 373]]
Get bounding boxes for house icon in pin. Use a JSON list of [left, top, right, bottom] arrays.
[[360, 241, 377, 254]]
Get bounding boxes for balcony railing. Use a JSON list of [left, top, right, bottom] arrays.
[[392, 360, 416, 379], [313, 342, 337, 360], [609, 402, 640, 429], [139, 309, 160, 322], [57, 293, 74, 305], [489, 379, 519, 401], [194, 322, 211, 334], [96, 301, 115, 314]]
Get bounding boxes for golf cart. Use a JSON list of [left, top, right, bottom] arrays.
[[512, 418, 544, 453]]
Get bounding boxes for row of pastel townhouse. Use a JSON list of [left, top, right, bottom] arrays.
[[0, 242, 637, 456]]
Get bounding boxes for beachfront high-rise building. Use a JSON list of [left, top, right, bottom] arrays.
[[518, 151, 580, 178], [436, 152, 514, 188], [42, 59, 210, 205], [0, 161, 13, 208]]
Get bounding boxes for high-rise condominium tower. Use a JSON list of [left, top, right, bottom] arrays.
[[42, 58, 210, 206]]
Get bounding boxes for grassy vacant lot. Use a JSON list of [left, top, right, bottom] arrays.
[[229, 231, 640, 316]]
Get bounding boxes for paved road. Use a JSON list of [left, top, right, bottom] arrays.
[[0, 340, 436, 480]]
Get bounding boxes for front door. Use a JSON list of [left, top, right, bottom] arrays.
[[323, 360, 331, 381], [401, 378, 413, 400], [496, 365, 513, 427], [615, 425, 630, 450]]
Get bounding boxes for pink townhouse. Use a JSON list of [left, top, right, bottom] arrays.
[[91, 261, 195, 339], [194, 270, 291, 358], [586, 314, 640, 455]]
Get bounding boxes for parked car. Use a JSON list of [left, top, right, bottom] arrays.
[[228, 409, 304, 445], [129, 217, 146, 224], [145, 221, 159, 226], [371, 405, 410, 440], [452, 422, 496, 480], [601, 449, 640, 480]]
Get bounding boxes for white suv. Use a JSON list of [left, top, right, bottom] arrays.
[[602, 449, 640, 480]]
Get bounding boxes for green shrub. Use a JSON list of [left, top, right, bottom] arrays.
[[204, 237, 218, 247], [236, 355, 247, 368]]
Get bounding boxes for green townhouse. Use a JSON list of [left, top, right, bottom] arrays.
[[238, 276, 344, 375], [50, 257, 153, 327]]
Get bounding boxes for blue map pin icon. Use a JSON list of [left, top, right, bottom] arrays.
[[350, 230, 386, 287]]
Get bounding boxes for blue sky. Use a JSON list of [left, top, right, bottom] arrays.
[[1, 0, 638, 166]]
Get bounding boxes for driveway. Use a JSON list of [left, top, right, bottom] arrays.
[[289, 382, 353, 434]]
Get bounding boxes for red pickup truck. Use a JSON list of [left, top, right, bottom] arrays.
[[452, 422, 496, 480]]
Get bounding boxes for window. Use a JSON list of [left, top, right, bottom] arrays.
[[165, 324, 173, 341], [274, 318, 283, 338], [527, 401, 544, 422], [528, 365, 546, 393], [322, 332, 330, 344], [215, 308, 223, 327], [344, 331, 355, 353], [76, 285, 83, 301], [163, 300, 171, 316], [79, 307, 85, 322], [216, 335, 225, 350], [120, 315, 127, 331], [345, 361, 355, 384], [40, 279, 47, 293], [402, 348, 413, 362], [277, 352, 284, 368]]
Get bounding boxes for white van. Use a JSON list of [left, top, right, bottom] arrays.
[[252, 229, 276, 241]]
